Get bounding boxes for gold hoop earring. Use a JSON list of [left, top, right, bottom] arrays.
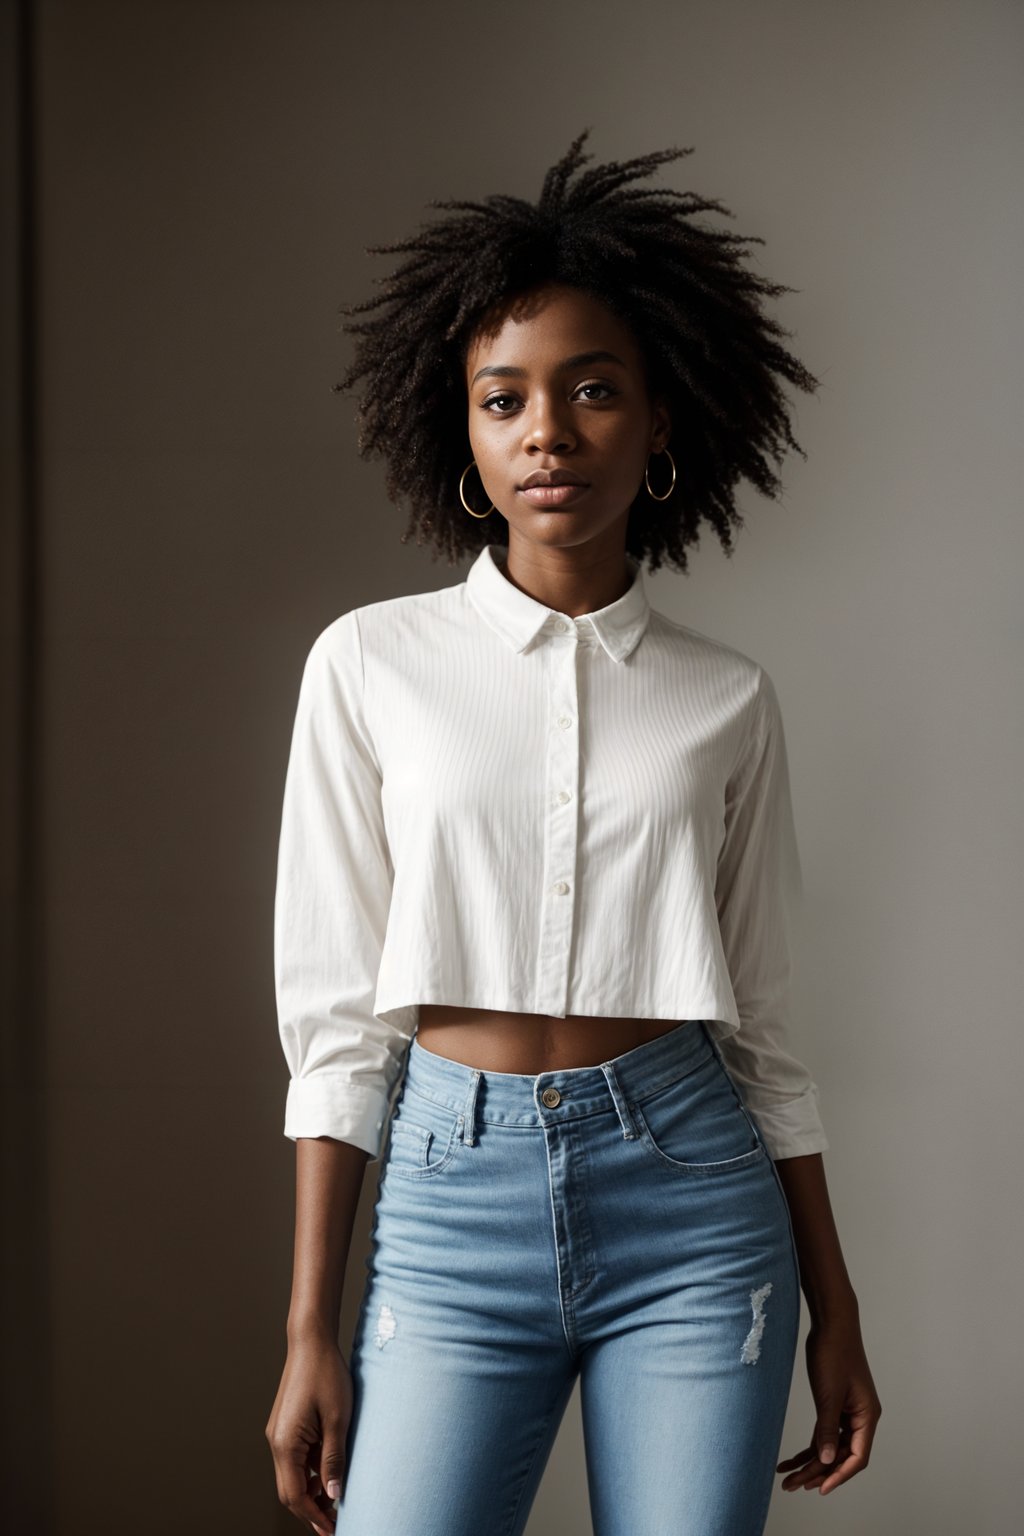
[[645, 448, 676, 502], [459, 461, 495, 519]]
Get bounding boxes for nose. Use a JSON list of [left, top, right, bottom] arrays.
[[522, 394, 577, 455]]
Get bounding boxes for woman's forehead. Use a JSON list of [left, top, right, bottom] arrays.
[[464, 284, 644, 372]]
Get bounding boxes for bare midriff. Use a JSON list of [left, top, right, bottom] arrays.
[[416, 1004, 695, 1074]]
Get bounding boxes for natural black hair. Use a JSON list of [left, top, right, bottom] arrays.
[[333, 130, 818, 572]]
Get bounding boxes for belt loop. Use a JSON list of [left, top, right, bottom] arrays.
[[600, 1061, 639, 1140], [461, 1068, 482, 1146]]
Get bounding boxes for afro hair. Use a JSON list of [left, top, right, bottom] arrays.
[[333, 129, 818, 571]]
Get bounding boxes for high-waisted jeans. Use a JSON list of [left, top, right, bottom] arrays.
[[334, 1019, 801, 1536]]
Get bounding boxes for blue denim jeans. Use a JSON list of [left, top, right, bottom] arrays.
[[334, 1020, 800, 1536]]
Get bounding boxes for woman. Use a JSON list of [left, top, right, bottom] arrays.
[[265, 133, 881, 1536]]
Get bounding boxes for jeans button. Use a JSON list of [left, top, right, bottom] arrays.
[[541, 1087, 561, 1108]]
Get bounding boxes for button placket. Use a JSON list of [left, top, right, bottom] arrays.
[[536, 624, 580, 1015]]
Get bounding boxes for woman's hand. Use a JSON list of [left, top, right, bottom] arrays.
[[777, 1312, 882, 1495], [771, 1153, 882, 1495], [265, 1332, 354, 1535]]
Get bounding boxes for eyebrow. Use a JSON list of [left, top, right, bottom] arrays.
[[470, 350, 628, 387]]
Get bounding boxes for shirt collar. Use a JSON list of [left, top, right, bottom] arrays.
[[465, 543, 651, 664]]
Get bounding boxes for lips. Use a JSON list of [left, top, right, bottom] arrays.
[[518, 469, 589, 490], [517, 480, 590, 509], [517, 468, 590, 508]]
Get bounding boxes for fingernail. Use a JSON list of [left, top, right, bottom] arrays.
[[820, 1445, 836, 1464], [327, 1478, 341, 1500]]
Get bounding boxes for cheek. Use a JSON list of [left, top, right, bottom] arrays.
[[602, 415, 652, 473], [469, 416, 513, 470], [466, 403, 487, 448]]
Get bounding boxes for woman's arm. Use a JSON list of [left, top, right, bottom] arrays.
[[266, 1137, 370, 1536], [773, 1152, 882, 1495], [287, 1136, 369, 1342]]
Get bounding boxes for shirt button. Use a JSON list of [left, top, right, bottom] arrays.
[[541, 1087, 561, 1108], [554, 619, 568, 632], [557, 716, 572, 729], [557, 791, 570, 804], [553, 880, 569, 895]]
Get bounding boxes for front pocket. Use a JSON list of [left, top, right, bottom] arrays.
[[384, 1090, 463, 1180], [633, 1053, 766, 1175]]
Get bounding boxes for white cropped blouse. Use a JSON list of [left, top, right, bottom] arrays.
[[274, 541, 828, 1163]]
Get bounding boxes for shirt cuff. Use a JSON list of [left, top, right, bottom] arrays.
[[284, 1075, 392, 1161], [743, 1086, 830, 1161]]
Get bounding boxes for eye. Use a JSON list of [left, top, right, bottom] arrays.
[[574, 381, 617, 402], [480, 392, 521, 415]]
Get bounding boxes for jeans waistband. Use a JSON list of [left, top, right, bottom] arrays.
[[402, 1019, 717, 1147]]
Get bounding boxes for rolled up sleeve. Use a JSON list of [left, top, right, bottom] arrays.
[[273, 610, 414, 1160], [715, 667, 828, 1160]]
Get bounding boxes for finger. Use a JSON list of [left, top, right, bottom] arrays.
[[320, 1432, 347, 1508], [308, 1501, 337, 1535], [782, 1444, 854, 1493], [783, 1464, 825, 1492], [819, 1449, 868, 1495], [803, 1457, 849, 1490], [848, 1409, 879, 1466], [271, 1446, 335, 1536], [776, 1443, 815, 1472], [813, 1401, 841, 1467], [815, 1409, 878, 1495], [304, 1473, 338, 1536], [782, 1457, 829, 1492], [287, 1487, 335, 1536]]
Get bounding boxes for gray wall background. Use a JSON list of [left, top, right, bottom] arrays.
[[4, 0, 1021, 1532]]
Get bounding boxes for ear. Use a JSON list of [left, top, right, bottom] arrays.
[[649, 398, 672, 454]]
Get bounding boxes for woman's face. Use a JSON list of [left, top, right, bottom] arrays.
[[464, 283, 670, 550]]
